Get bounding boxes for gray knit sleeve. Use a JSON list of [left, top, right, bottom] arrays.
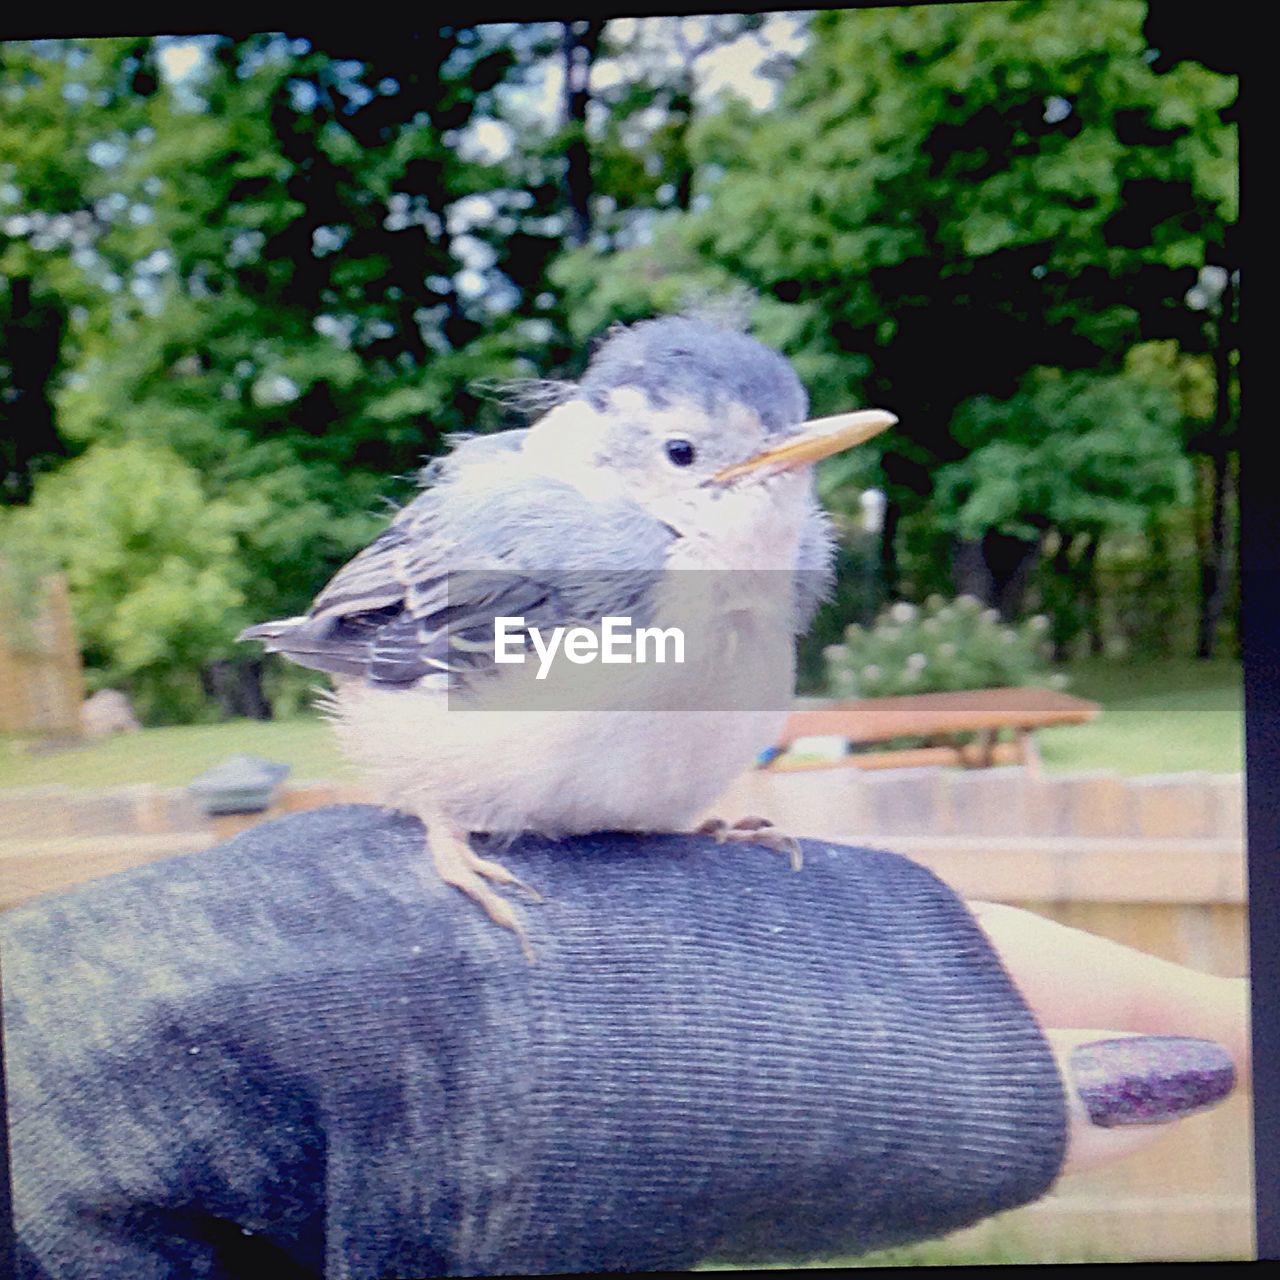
[[2, 805, 1067, 1278]]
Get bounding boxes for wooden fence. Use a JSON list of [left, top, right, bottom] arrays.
[[0, 573, 84, 738], [0, 765, 1254, 1261]]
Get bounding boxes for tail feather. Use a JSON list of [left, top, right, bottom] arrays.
[[237, 616, 309, 645], [238, 615, 370, 678]]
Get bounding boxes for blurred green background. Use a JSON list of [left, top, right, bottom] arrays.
[[0, 4, 1238, 729]]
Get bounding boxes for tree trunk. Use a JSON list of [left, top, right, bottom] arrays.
[[562, 19, 605, 249], [988, 531, 1041, 620], [1197, 448, 1234, 658], [669, 83, 695, 211], [879, 498, 900, 600], [952, 536, 993, 603], [237, 658, 273, 720], [1048, 533, 1074, 664], [1, 276, 68, 505], [951, 530, 1040, 618], [201, 658, 273, 721], [1197, 269, 1237, 660], [1081, 534, 1103, 655]]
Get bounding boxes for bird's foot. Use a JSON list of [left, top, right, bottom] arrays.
[[694, 815, 803, 871], [427, 823, 540, 962], [467, 847, 544, 903]]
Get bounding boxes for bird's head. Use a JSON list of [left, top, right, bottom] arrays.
[[518, 317, 895, 559]]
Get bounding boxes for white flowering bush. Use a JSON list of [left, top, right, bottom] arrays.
[[823, 595, 1068, 699]]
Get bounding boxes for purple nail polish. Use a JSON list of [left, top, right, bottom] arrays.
[[1071, 1036, 1236, 1128]]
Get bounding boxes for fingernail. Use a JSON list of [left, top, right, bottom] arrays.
[[1071, 1036, 1236, 1128]]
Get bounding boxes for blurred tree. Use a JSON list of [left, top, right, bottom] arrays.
[[561, 19, 606, 247], [588, 14, 771, 242], [539, 12, 785, 382], [3, 29, 569, 720], [933, 345, 1194, 654], [0, 276, 67, 504], [1127, 319, 1238, 657], [0, 7, 1241, 724], [0, 37, 156, 502], [1187, 265, 1238, 658], [560, 1, 1236, 637], [1, 439, 250, 723]]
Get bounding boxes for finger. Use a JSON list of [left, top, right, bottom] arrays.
[[1048, 1028, 1238, 1176], [970, 901, 1251, 1089]]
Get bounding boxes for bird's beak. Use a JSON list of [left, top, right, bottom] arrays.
[[708, 408, 898, 485]]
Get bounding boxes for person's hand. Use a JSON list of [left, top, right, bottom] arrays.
[[971, 901, 1248, 1174]]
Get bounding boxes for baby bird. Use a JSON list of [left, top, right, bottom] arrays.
[[240, 318, 894, 957]]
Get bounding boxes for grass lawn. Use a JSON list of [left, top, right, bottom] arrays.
[[0, 657, 1244, 791], [1037, 656, 1243, 775], [0, 715, 354, 791]]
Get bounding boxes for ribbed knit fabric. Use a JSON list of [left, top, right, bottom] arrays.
[[2, 805, 1066, 1278]]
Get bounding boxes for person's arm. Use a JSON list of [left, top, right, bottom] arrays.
[[970, 900, 1246, 1174], [1, 805, 1240, 1277]]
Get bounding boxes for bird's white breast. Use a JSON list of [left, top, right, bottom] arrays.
[[330, 594, 792, 837]]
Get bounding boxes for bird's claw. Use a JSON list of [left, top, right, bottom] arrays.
[[694, 815, 803, 871], [427, 824, 542, 962], [470, 854, 544, 903]]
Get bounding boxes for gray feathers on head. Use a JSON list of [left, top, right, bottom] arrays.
[[578, 316, 809, 435]]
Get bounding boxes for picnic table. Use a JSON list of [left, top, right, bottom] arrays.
[[761, 686, 1101, 777]]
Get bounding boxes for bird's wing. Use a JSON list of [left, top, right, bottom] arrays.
[[240, 434, 676, 689]]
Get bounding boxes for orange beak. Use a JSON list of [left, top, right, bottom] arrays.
[[709, 408, 897, 485]]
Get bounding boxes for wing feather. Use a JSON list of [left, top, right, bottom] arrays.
[[240, 430, 675, 690]]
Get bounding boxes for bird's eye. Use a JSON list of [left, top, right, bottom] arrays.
[[665, 439, 696, 468]]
